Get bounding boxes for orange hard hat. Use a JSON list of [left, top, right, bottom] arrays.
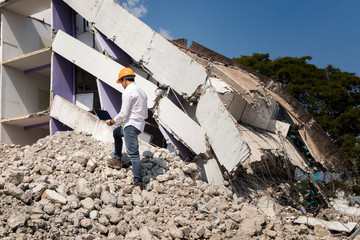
[[117, 68, 136, 83]]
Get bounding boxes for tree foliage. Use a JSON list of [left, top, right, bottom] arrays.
[[233, 54, 360, 168]]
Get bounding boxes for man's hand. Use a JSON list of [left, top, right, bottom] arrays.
[[106, 119, 114, 126]]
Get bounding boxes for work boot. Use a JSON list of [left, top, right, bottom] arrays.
[[122, 182, 144, 194], [121, 154, 132, 168], [134, 182, 144, 191], [106, 158, 122, 170]]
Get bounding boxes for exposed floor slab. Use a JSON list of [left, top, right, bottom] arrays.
[[1, 111, 50, 128]]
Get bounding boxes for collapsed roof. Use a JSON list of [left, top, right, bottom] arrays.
[[0, 0, 350, 187]]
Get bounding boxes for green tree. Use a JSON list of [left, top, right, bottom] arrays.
[[233, 54, 360, 169]]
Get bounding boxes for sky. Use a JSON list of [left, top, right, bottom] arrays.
[[119, 0, 360, 76]]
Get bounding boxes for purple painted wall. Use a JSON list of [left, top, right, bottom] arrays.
[[52, 0, 74, 34], [51, 0, 75, 134], [159, 125, 192, 160], [96, 79, 122, 118], [95, 31, 132, 67]]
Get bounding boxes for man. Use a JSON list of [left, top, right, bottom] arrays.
[[106, 67, 148, 188]]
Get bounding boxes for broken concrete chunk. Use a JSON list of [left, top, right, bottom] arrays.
[[196, 87, 250, 173], [32, 182, 48, 201], [76, 178, 93, 199], [4, 182, 31, 204], [100, 190, 117, 206], [41, 189, 67, 205], [7, 214, 27, 230], [70, 151, 90, 166], [182, 163, 198, 174], [80, 197, 95, 210], [4, 168, 24, 186], [294, 216, 356, 233]]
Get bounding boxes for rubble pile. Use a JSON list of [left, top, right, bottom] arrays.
[[0, 131, 356, 240]]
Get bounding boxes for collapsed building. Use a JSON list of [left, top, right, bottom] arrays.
[[0, 0, 350, 195]]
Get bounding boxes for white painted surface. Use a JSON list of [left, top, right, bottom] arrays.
[[52, 30, 157, 109], [331, 199, 360, 216], [196, 87, 250, 172], [1, 65, 50, 119], [63, 0, 208, 96], [51, 95, 152, 148], [31, 8, 51, 24], [240, 96, 278, 131], [203, 158, 224, 187], [1, 123, 49, 146], [267, 120, 290, 137], [1, 114, 50, 127], [209, 77, 233, 94], [294, 216, 356, 232], [2, 9, 51, 61], [156, 97, 207, 154], [62, 0, 104, 25], [76, 93, 94, 111], [76, 32, 94, 48], [50, 95, 114, 144], [227, 93, 247, 122], [3, 0, 50, 16], [2, 48, 51, 76]]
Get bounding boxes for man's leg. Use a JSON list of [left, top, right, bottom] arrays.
[[124, 126, 142, 184], [112, 126, 123, 158]]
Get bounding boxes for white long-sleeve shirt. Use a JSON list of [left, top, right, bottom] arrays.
[[114, 82, 148, 132]]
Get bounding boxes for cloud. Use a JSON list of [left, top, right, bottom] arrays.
[[159, 28, 173, 40], [121, 0, 148, 18]]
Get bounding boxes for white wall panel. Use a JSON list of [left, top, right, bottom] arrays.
[[196, 87, 250, 173], [156, 97, 207, 154], [52, 30, 157, 108], [1, 65, 49, 119], [2, 9, 51, 61]]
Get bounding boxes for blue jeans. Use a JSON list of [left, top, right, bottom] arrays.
[[113, 125, 142, 184]]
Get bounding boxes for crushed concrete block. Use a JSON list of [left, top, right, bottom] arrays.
[[7, 214, 27, 230], [294, 216, 356, 232], [41, 189, 67, 205]]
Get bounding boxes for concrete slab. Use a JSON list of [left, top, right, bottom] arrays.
[[63, 0, 208, 97], [52, 30, 157, 108], [203, 158, 225, 187], [294, 216, 356, 233], [196, 87, 250, 173], [50, 95, 113, 143], [1, 47, 51, 76], [156, 97, 208, 155], [1, 0, 50, 16]]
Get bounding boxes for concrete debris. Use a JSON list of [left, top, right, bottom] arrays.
[[0, 131, 356, 239], [294, 216, 356, 232], [0, 0, 354, 239]]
